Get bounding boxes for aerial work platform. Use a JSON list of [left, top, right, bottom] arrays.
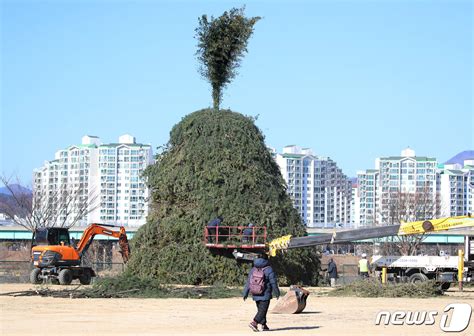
[[204, 226, 267, 249]]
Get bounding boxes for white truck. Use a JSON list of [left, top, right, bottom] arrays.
[[371, 255, 469, 290], [371, 236, 474, 290]]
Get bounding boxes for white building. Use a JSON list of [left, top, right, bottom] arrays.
[[439, 157, 474, 217], [34, 135, 153, 227], [355, 169, 379, 226], [357, 148, 438, 226], [350, 181, 361, 228], [275, 145, 352, 228]]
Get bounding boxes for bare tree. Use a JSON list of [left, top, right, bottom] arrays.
[[377, 185, 441, 256], [386, 188, 440, 224], [0, 175, 98, 231]]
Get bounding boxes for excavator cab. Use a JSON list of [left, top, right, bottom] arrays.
[[32, 228, 71, 247]]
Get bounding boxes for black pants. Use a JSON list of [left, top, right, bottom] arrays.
[[207, 227, 216, 243], [254, 300, 270, 325]]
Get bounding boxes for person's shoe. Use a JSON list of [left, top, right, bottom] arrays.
[[248, 321, 259, 332], [262, 324, 270, 331]]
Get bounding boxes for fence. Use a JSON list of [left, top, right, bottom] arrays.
[[3, 260, 363, 286], [0, 260, 125, 283], [321, 263, 360, 286]]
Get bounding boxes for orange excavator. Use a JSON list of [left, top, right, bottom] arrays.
[[30, 223, 130, 285]]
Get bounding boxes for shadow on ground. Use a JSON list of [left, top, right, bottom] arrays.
[[270, 326, 320, 331]]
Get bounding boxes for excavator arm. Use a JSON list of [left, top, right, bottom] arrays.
[[76, 224, 130, 263]]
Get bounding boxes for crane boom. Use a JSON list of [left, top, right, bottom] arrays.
[[268, 215, 474, 257], [398, 215, 474, 235]]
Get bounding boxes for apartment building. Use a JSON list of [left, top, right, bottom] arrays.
[[275, 145, 352, 228], [357, 148, 438, 226], [33, 134, 153, 227], [439, 153, 474, 217], [355, 169, 379, 226], [350, 181, 361, 228]]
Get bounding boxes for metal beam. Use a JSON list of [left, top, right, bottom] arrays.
[[288, 225, 401, 249]]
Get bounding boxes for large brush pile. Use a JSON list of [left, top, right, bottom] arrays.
[[126, 109, 320, 285]]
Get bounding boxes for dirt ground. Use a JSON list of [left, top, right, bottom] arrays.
[[1, 284, 473, 336]]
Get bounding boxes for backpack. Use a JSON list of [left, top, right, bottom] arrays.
[[249, 266, 269, 295]]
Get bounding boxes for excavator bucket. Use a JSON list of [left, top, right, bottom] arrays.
[[118, 231, 130, 264], [271, 285, 310, 314]]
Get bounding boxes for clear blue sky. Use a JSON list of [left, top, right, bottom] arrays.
[[1, 0, 472, 184]]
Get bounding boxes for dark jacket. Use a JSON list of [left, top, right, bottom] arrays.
[[242, 227, 254, 236], [243, 258, 280, 301], [207, 217, 222, 227], [327, 260, 337, 279]]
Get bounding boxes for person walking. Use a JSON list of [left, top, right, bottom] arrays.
[[243, 254, 280, 332], [358, 253, 370, 278], [327, 258, 338, 287]]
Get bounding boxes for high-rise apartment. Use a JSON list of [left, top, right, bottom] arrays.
[[275, 145, 352, 228], [438, 152, 474, 217], [357, 148, 439, 226], [34, 135, 153, 227]]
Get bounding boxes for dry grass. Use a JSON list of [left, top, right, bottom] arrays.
[[328, 279, 443, 298], [81, 275, 243, 299]]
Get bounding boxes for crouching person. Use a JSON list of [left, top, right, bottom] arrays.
[[243, 254, 280, 332]]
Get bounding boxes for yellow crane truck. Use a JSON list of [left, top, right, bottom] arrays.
[[204, 215, 474, 313]]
